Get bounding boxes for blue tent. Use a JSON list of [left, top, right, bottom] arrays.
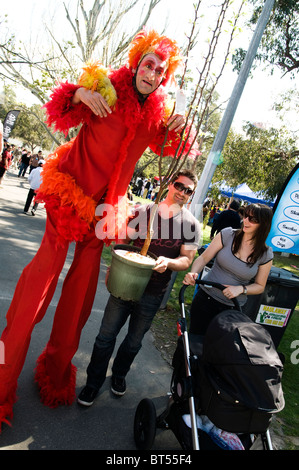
[[219, 183, 275, 207]]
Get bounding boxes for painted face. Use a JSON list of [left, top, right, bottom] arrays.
[[134, 53, 168, 96], [167, 176, 195, 207]]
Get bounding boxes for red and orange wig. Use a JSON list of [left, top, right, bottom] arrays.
[[127, 28, 183, 86]]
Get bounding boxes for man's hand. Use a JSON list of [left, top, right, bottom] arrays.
[[73, 87, 112, 118], [153, 256, 169, 273], [167, 114, 185, 132]]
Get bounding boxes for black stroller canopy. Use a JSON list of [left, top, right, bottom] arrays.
[[202, 310, 285, 413]]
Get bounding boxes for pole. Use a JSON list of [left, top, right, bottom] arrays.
[[190, 0, 275, 219]]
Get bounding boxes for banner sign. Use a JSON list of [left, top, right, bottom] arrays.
[[3, 110, 20, 140], [266, 164, 299, 254]]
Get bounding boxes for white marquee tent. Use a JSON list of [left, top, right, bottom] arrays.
[[218, 183, 275, 207]]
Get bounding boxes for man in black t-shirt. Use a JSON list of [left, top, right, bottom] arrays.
[[210, 198, 241, 239], [18, 150, 31, 177], [78, 169, 201, 406]]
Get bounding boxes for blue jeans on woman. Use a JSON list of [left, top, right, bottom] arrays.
[[85, 292, 164, 391]]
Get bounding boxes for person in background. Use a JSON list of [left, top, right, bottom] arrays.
[[24, 159, 45, 215], [238, 206, 245, 221], [29, 150, 42, 173], [0, 120, 3, 154], [18, 150, 31, 177], [0, 144, 12, 187], [11, 146, 22, 170], [184, 203, 273, 336], [210, 198, 241, 239], [136, 178, 144, 197]]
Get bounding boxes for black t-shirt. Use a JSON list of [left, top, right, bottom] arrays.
[[128, 203, 200, 295], [21, 153, 30, 165], [210, 209, 241, 237]]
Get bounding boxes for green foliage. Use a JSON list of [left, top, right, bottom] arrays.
[[10, 104, 53, 151], [214, 122, 298, 200], [232, 0, 299, 76], [0, 84, 53, 151]]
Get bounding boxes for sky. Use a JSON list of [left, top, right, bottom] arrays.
[[1, 0, 297, 136]]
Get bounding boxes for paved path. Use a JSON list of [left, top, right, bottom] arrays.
[[0, 169, 180, 451]]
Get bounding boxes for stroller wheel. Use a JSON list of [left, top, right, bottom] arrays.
[[134, 398, 156, 450]]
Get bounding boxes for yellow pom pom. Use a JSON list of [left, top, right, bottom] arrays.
[[78, 61, 117, 107]]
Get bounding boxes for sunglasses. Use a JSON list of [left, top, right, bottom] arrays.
[[173, 181, 194, 196], [244, 211, 259, 224]]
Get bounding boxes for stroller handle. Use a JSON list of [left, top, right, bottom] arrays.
[[179, 279, 241, 312]]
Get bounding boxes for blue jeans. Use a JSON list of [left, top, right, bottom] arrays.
[[86, 292, 164, 391], [18, 163, 29, 177]]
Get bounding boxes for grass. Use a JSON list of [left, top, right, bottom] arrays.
[[102, 197, 299, 448]]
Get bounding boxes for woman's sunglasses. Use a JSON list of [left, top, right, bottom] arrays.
[[244, 211, 259, 224], [173, 181, 194, 196]]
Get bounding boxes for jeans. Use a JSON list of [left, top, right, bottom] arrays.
[[86, 292, 164, 391], [18, 163, 29, 177]]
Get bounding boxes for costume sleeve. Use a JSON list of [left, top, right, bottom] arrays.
[[43, 62, 117, 137], [43, 82, 93, 136], [149, 123, 200, 161]]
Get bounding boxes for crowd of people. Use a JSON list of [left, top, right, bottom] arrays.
[[0, 137, 46, 215], [130, 177, 160, 201]]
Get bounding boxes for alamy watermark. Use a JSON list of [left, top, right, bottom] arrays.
[[95, 200, 203, 248], [290, 340, 299, 365]]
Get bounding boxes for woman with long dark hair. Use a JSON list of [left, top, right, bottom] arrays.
[[184, 203, 273, 335]]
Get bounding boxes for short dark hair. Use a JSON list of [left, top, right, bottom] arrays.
[[229, 199, 240, 211], [171, 168, 198, 187]]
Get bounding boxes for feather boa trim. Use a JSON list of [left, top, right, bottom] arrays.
[[44, 63, 117, 136], [36, 140, 97, 247], [35, 349, 76, 408], [78, 61, 117, 107], [43, 82, 92, 136], [0, 387, 17, 432], [36, 140, 130, 246], [150, 123, 200, 161]]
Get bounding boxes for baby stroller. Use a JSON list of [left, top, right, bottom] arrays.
[[133, 279, 285, 450]]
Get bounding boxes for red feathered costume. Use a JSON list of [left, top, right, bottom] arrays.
[[0, 44, 197, 430]]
